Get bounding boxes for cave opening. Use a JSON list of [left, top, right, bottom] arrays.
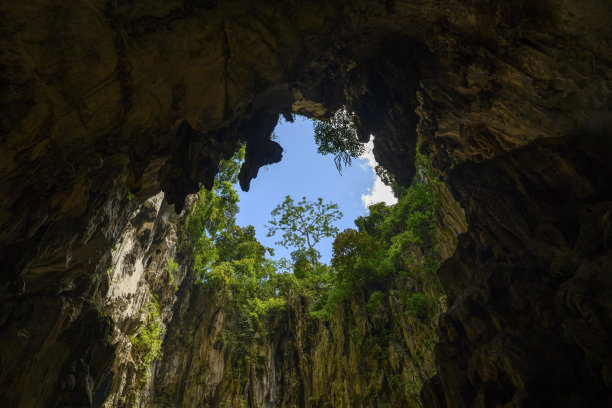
[[236, 114, 396, 263], [168, 106, 446, 407]]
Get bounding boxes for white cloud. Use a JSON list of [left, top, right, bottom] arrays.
[[359, 138, 397, 209]]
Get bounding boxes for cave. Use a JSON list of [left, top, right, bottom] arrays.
[[1, 1, 611, 407]]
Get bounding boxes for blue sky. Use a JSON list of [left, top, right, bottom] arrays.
[[235, 115, 395, 264]]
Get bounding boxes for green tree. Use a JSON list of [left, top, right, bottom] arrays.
[[331, 229, 392, 282], [355, 179, 434, 250], [354, 202, 392, 239], [186, 147, 244, 279], [310, 157, 442, 319], [311, 228, 393, 314], [185, 147, 288, 323], [266, 196, 342, 265], [313, 107, 365, 173]]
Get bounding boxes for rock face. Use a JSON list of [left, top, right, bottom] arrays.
[[1, 0, 611, 407], [0, 190, 192, 407], [423, 135, 612, 407], [98, 192, 191, 407], [146, 273, 443, 408]]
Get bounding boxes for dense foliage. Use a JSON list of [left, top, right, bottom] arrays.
[[309, 172, 440, 319], [185, 146, 441, 322], [186, 147, 288, 327], [185, 147, 243, 279]]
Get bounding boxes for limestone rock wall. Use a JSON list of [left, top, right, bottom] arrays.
[[146, 274, 443, 408], [96, 193, 192, 407], [422, 135, 612, 407], [0, 189, 191, 407]]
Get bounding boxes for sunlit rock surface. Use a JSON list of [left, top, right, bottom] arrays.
[[98, 192, 191, 407], [146, 273, 443, 408]]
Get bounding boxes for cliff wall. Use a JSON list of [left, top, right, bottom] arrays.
[[147, 272, 443, 408]]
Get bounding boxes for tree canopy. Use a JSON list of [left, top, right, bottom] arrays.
[[185, 147, 244, 277], [266, 195, 342, 264], [185, 141, 441, 325], [313, 107, 365, 173]]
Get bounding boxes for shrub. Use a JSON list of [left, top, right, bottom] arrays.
[[404, 292, 434, 322], [366, 291, 385, 315], [131, 294, 165, 386], [254, 297, 286, 317]]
